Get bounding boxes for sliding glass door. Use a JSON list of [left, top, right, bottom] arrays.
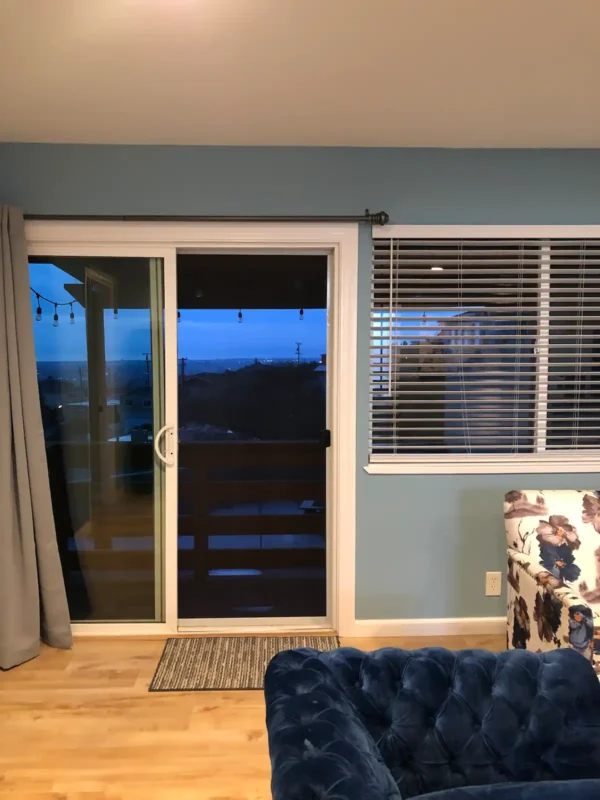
[[27, 230, 336, 631], [28, 255, 166, 621]]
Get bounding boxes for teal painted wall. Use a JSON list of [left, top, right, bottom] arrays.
[[2, 143, 599, 620]]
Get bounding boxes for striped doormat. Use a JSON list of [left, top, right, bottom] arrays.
[[149, 635, 340, 691]]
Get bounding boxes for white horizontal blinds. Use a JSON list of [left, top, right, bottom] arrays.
[[370, 239, 541, 455], [547, 240, 600, 449]]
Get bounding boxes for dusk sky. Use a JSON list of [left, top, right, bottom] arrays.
[[29, 262, 327, 361]]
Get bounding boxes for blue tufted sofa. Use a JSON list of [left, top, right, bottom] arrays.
[[265, 647, 600, 799]]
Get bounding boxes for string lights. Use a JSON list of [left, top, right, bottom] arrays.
[[30, 287, 89, 326]]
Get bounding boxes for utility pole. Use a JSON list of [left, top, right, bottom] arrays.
[[180, 356, 188, 385], [142, 352, 151, 388], [295, 342, 302, 365]]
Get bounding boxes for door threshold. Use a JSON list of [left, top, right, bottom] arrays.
[[177, 617, 333, 635], [175, 628, 338, 637]]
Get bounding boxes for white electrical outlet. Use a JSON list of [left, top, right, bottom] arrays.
[[485, 571, 502, 596]]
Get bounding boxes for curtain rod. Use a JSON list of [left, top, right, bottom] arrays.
[[24, 209, 389, 226]]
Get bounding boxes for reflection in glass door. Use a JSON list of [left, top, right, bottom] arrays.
[[176, 254, 329, 621], [28, 256, 165, 621]]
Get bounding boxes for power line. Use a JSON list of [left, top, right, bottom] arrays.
[[142, 353, 151, 388]]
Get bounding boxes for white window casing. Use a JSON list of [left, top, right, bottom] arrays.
[[367, 226, 600, 474]]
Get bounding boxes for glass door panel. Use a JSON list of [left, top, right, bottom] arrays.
[[28, 256, 165, 621], [176, 253, 328, 620]]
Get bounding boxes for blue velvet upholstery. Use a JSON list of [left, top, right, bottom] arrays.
[[420, 780, 600, 799], [265, 647, 600, 800]]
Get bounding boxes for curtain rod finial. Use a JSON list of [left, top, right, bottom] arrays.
[[365, 209, 389, 226]]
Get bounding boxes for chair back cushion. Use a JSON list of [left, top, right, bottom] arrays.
[[505, 489, 600, 594]]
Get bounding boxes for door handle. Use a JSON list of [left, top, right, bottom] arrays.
[[154, 424, 175, 467]]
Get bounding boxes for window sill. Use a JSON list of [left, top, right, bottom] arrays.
[[364, 454, 600, 475]]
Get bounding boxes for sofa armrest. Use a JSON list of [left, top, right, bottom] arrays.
[[508, 548, 598, 664], [264, 648, 401, 800], [508, 547, 597, 612]]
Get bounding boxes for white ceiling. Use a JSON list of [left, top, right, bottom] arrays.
[[1, 0, 600, 148]]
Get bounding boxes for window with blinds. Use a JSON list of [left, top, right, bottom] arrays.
[[370, 237, 600, 462]]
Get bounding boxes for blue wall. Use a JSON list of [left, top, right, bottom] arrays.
[[2, 143, 599, 620]]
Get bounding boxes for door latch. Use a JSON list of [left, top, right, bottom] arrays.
[[320, 429, 332, 449]]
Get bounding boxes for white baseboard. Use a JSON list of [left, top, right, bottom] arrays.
[[342, 616, 506, 638], [71, 617, 506, 639]]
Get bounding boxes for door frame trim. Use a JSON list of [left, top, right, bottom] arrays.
[[26, 221, 358, 636]]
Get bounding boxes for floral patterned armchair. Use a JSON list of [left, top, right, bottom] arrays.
[[506, 489, 600, 673]]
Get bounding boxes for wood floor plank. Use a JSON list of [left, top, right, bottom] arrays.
[[0, 633, 505, 799]]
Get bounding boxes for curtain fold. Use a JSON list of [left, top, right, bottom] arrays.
[[0, 206, 72, 670]]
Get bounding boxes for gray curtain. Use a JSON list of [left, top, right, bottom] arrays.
[[0, 206, 72, 669]]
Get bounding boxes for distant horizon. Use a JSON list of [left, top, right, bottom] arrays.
[[35, 355, 323, 363], [30, 262, 327, 361]]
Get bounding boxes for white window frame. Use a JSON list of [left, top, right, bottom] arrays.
[[366, 225, 600, 475]]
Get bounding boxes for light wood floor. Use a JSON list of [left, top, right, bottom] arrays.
[[0, 634, 504, 800]]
